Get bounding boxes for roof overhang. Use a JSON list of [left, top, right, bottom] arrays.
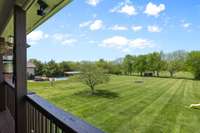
[[0, 0, 72, 41]]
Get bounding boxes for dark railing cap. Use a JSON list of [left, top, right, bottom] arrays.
[[26, 94, 104, 133]]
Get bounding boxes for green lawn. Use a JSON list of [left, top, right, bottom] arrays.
[[28, 75, 200, 133]]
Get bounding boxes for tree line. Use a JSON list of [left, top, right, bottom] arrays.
[[30, 50, 200, 80], [122, 50, 200, 79]]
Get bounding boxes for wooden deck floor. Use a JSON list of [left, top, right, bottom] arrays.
[[0, 109, 14, 133]]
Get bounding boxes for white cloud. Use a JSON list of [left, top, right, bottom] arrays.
[[53, 33, 77, 46], [27, 30, 48, 44], [147, 25, 161, 32], [79, 21, 92, 28], [182, 23, 191, 28], [62, 39, 77, 46], [101, 36, 129, 48], [53, 33, 70, 41], [110, 25, 128, 31], [132, 25, 143, 32], [100, 36, 154, 50], [144, 2, 165, 17], [110, 1, 137, 16], [90, 20, 103, 31], [118, 5, 137, 16], [129, 38, 154, 49], [86, 0, 100, 6]]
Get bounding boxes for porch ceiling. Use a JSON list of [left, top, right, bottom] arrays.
[[0, 0, 72, 41]]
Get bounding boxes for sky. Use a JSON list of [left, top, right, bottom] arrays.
[[27, 0, 200, 62]]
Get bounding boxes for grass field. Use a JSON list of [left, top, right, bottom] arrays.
[[28, 75, 200, 133]]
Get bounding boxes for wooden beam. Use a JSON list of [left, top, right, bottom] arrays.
[[14, 5, 27, 133], [0, 37, 6, 112]]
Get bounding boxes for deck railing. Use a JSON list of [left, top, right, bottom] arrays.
[[4, 80, 15, 118], [3, 80, 103, 133], [26, 93, 103, 133]]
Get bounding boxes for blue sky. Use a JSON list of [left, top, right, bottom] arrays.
[[27, 0, 200, 62]]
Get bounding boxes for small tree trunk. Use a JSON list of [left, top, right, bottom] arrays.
[[91, 86, 95, 94], [157, 71, 160, 77], [170, 72, 173, 77]]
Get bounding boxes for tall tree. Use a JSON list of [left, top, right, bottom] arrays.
[[187, 51, 200, 79], [135, 55, 148, 76], [147, 52, 164, 76], [163, 50, 187, 77], [43, 60, 60, 77], [123, 55, 136, 75]]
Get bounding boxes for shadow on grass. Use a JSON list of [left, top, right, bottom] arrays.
[[74, 89, 119, 99]]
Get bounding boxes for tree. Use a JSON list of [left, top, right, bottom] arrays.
[[78, 63, 110, 94], [123, 55, 136, 75], [59, 61, 71, 74], [30, 59, 44, 76], [43, 60, 60, 77], [135, 55, 148, 76], [147, 52, 165, 76], [163, 50, 187, 77], [187, 51, 200, 79]]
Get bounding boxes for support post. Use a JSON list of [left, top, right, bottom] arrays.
[[0, 38, 5, 112], [14, 5, 27, 133]]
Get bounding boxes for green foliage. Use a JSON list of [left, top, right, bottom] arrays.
[[135, 55, 148, 76], [43, 60, 60, 77], [187, 51, 200, 79], [29, 59, 44, 76], [163, 50, 187, 77], [96, 59, 123, 75], [78, 63, 110, 94], [123, 55, 136, 75]]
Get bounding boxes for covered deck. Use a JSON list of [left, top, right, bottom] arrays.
[[0, 0, 103, 133]]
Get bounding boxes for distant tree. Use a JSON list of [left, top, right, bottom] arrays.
[[108, 63, 123, 75], [43, 60, 60, 77], [30, 59, 44, 76], [123, 55, 136, 75], [78, 63, 110, 94], [163, 50, 187, 77], [59, 61, 71, 74], [135, 55, 148, 76], [187, 51, 200, 79], [96, 59, 123, 75], [147, 52, 164, 76]]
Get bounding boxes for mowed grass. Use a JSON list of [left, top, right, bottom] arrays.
[[28, 75, 200, 133]]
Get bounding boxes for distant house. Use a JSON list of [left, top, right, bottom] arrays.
[[27, 61, 36, 79]]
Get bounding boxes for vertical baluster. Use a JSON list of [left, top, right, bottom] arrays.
[[41, 115, 44, 133], [50, 120, 53, 133], [38, 112, 40, 133], [55, 125, 58, 133], [36, 110, 38, 133], [30, 105, 34, 133], [34, 108, 36, 133], [45, 117, 48, 133], [27, 103, 29, 133]]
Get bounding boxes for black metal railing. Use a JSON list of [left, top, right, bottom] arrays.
[[26, 93, 103, 133], [4, 80, 15, 118]]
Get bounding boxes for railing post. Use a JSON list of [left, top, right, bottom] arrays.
[[0, 38, 6, 111], [14, 5, 27, 133]]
